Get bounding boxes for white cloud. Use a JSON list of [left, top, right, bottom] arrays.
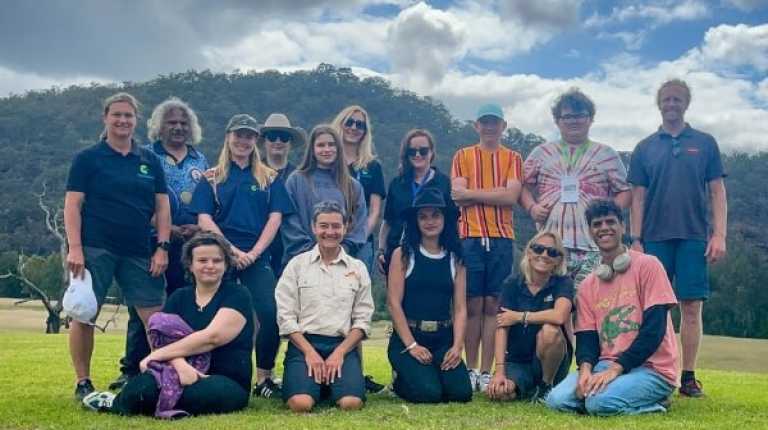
[[597, 30, 647, 51], [497, 0, 582, 28], [693, 23, 768, 72], [586, 0, 710, 27], [0, 66, 108, 97], [725, 0, 768, 11]]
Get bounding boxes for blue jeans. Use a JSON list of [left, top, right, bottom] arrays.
[[356, 239, 375, 276], [546, 360, 674, 416]]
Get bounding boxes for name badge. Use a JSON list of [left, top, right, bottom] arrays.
[[560, 176, 579, 203]]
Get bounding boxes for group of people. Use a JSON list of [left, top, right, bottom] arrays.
[[64, 76, 726, 419]]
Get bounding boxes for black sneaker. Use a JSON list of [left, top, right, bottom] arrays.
[[533, 383, 552, 404], [364, 375, 385, 394], [253, 378, 282, 399], [108, 373, 132, 391], [74, 379, 95, 401], [679, 378, 705, 398]]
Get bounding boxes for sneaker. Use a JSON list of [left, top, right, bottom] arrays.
[[478, 372, 492, 393], [468, 369, 480, 392], [253, 378, 282, 399], [108, 373, 132, 391], [365, 375, 386, 394], [82, 391, 115, 412], [679, 378, 705, 397], [74, 379, 95, 401], [533, 383, 552, 404]]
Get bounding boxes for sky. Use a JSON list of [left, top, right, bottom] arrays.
[[1, 0, 767, 152]]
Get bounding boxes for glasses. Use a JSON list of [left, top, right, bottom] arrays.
[[671, 137, 681, 157], [344, 118, 367, 131], [406, 147, 430, 158], [529, 243, 563, 258], [558, 112, 591, 121], [264, 130, 292, 143]]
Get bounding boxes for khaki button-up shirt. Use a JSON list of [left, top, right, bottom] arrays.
[[276, 245, 374, 338]]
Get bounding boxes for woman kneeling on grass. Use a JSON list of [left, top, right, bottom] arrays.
[[83, 233, 254, 418], [487, 231, 574, 403], [386, 187, 472, 403]]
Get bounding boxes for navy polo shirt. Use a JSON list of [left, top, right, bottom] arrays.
[[498, 275, 574, 363], [190, 162, 293, 251], [628, 124, 726, 242], [147, 141, 209, 226], [66, 140, 167, 257], [349, 159, 386, 208]]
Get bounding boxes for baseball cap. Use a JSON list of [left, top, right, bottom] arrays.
[[476, 104, 505, 121], [226, 114, 260, 133]]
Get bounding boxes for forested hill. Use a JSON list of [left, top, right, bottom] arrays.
[[0, 64, 767, 338]]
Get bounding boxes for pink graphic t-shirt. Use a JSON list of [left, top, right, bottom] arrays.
[[576, 250, 679, 386]]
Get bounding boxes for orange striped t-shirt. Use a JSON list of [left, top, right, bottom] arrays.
[[451, 143, 523, 239]]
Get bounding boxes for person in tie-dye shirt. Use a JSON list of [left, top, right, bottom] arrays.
[[521, 89, 631, 289]]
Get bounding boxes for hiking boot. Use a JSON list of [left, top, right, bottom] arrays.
[[364, 375, 386, 394], [82, 391, 116, 412], [253, 378, 282, 399], [74, 379, 95, 401], [108, 373, 132, 391], [478, 372, 492, 393], [679, 378, 705, 397]]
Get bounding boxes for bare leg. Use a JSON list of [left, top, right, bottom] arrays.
[[287, 394, 314, 413], [480, 295, 498, 373], [69, 320, 95, 382], [536, 324, 566, 385], [465, 297, 484, 369], [680, 300, 703, 371]]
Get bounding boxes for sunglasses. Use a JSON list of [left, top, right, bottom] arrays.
[[264, 130, 292, 143], [344, 118, 367, 131], [406, 147, 430, 158], [529, 243, 563, 258], [671, 137, 681, 157]]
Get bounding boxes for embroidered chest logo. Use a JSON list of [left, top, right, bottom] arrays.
[[250, 184, 259, 192], [137, 164, 153, 179], [600, 305, 640, 347]]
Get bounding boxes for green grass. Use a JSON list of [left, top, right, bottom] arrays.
[[1, 331, 767, 429]]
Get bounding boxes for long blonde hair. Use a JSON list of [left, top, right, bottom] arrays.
[[212, 131, 276, 189], [297, 125, 359, 221], [331, 105, 376, 170], [519, 231, 568, 285]]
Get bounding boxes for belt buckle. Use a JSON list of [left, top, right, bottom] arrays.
[[420, 320, 438, 332]]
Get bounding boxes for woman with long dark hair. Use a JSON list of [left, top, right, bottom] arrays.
[[386, 188, 472, 403]]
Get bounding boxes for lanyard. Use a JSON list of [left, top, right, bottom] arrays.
[[559, 140, 592, 172], [411, 168, 434, 203]]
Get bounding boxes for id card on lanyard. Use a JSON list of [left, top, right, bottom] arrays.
[[411, 169, 434, 203]]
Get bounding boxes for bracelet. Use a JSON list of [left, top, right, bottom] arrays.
[[522, 311, 529, 328], [401, 342, 418, 354]]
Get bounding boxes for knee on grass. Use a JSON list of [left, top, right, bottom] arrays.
[[287, 394, 315, 413], [337, 396, 364, 411]]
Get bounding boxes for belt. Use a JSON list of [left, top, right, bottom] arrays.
[[407, 319, 452, 333]]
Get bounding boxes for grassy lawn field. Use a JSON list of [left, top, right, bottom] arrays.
[[1, 303, 767, 429]]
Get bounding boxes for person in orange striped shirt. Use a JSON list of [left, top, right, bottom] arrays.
[[451, 103, 523, 393]]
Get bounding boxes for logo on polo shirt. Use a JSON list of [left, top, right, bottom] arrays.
[[190, 168, 203, 182], [250, 185, 258, 192], [137, 164, 154, 179], [544, 294, 554, 302]]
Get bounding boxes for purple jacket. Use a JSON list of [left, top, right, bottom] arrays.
[[146, 312, 211, 419]]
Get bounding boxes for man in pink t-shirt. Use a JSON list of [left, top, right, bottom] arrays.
[[546, 200, 679, 416]]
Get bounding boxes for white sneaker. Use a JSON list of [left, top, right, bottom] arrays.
[[468, 369, 480, 392], [478, 372, 492, 393], [82, 391, 116, 412]]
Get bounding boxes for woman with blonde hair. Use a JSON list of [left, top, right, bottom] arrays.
[[190, 114, 293, 398], [331, 105, 386, 273], [281, 124, 367, 263], [487, 231, 574, 403]]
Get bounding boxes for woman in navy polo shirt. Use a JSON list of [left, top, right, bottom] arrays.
[[331, 105, 386, 273], [386, 187, 472, 403], [64, 92, 171, 401], [190, 114, 292, 398], [487, 231, 574, 402], [377, 129, 455, 276]]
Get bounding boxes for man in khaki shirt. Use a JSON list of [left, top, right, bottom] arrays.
[[276, 201, 374, 413]]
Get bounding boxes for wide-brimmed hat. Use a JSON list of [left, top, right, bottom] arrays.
[[259, 113, 306, 146], [402, 187, 457, 218], [226, 114, 260, 133]]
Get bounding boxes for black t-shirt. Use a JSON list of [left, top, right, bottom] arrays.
[[66, 140, 167, 257], [403, 248, 454, 321], [498, 275, 574, 363], [163, 282, 255, 392], [628, 124, 725, 242], [349, 159, 386, 209], [382, 168, 455, 257]]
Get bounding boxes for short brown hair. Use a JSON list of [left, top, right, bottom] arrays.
[[181, 232, 235, 281], [656, 79, 692, 106]]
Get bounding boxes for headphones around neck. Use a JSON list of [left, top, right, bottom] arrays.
[[595, 247, 632, 281]]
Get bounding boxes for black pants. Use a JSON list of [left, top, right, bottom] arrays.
[[111, 373, 248, 416], [233, 259, 280, 371], [120, 242, 186, 376], [387, 329, 473, 403]]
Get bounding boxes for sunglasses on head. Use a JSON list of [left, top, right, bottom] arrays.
[[406, 147, 430, 158], [344, 118, 367, 131], [264, 130, 292, 143], [529, 243, 563, 258]]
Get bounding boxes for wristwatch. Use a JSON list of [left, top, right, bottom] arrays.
[[156, 241, 171, 251]]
